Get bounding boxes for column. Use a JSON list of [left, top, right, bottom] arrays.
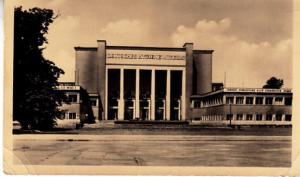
[[135, 69, 140, 119], [105, 68, 108, 120], [181, 69, 186, 120], [166, 70, 171, 121], [150, 69, 155, 121], [118, 68, 124, 120]]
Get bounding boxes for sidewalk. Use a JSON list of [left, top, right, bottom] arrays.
[[13, 134, 291, 141]]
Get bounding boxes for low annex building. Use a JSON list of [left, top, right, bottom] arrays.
[[57, 40, 293, 126]]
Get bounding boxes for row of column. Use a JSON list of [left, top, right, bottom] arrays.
[[116, 68, 185, 121]]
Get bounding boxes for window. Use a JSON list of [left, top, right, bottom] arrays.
[[236, 97, 244, 104], [90, 98, 97, 106], [256, 114, 262, 121], [226, 97, 234, 104], [68, 94, 78, 103], [59, 113, 66, 119], [285, 115, 292, 121], [255, 97, 263, 105], [69, 113, 76, 119], [285, 97, 292, 105], [276, 114, 282, 121], [266, 114, 273, 121], [194, 101, 201, 108], [265, 97, 273, 105], [236, 114, 243, 120], [246, 114, 253, 121], [226, 114, 233, 120], [275, 97, 283, 105], [246, 97, 253, 104]]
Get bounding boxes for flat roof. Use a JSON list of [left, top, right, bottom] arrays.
[[191, 87, 293, 98]]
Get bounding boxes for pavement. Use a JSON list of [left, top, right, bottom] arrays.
[[13, 134, 291, 167]]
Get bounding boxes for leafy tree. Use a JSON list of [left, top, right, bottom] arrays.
[[263, 77, 284, 89], [13, 7, 65, 130]]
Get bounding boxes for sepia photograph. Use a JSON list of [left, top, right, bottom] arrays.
[[3, 0, 300, 175]]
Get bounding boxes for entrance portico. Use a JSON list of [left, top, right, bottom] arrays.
[[105, 65, 186, 121]]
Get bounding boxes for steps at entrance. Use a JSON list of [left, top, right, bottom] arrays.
[[114, 120, 189, 128]]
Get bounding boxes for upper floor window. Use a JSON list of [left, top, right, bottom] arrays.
[[236, 97, 244, 104], [274, 97, 283, 105], [226, 97, 234, 104], [255, 97, 263, 105], [265, 97, 273, 105], [66, 94, 78, 103], [285, 97, 292, 106], [246, 97, 253, 104], [90, 98, 97, 106]]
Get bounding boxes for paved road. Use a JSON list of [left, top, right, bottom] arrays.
[[13, 135, 291, 167]]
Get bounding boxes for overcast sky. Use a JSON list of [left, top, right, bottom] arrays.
[[16, 0, 293, 88]]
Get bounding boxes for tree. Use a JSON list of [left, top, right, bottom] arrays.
[[263, 77, 284, 89], [13, 7, 65, 130]]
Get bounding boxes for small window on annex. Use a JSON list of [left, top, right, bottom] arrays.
[[236, 114, 243, 120], [285, 97, 292, 106], [266, 114, 273, 121], [226, 97, 234, 104], [246, 97, 254, 104], [246, 114, 253, 121], [255, 97, 263, 105], [276, 114, 282, 121], [285, 114, 292, 121], [226, 114, 233, 120], [256, 114, 262, 121], [69, 113, 77, 119], [265, 97, 273, 105], [236, 97, 244, 104]]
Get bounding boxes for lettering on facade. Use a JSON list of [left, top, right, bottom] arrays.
[[107, 53, 185, 60]]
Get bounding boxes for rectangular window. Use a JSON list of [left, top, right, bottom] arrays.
[[236, 114, 243, 120], [265, 97, 273, 105], [255, 97, 263, 105], [246, 97, 253, 104], [285, 97, 292, 105], [90, 98, 97, 106], [275, 97, 283, 105], [276, 114, 282, 121], [226, 97, 234, 104], [69, 113, 76, 119], [246, 114, 253, 121], [266, 114, 273, 121], [68, 94, 78, 103], [256, 114, 262, 121], [285, 114, 292, 121], [226, 114, 233, 120], [194, 101, 201, 108], [236, 97, 244, 104]]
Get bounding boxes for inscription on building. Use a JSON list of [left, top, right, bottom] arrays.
[[107, 53, 185, 60]]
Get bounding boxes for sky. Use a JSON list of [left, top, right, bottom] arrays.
[[15, 0, 293, 88]]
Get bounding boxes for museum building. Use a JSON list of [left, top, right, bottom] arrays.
[[68, 40, 292, 126]]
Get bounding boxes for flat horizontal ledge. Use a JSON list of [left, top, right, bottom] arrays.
[[114, 120, 189, 125]]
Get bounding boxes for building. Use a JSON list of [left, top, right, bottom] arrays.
[[54, 82, 94, 128], [191, 87, 292, 126], [73, 40, 292, 125]]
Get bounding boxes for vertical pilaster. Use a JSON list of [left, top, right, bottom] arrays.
[[105, 68, 108, 120], [135, 69, 140, 119], [118, 68, 124, 120], [151, 69, 156, 121], [166, 70, 171, 121], [181, 69, 186, 120]]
